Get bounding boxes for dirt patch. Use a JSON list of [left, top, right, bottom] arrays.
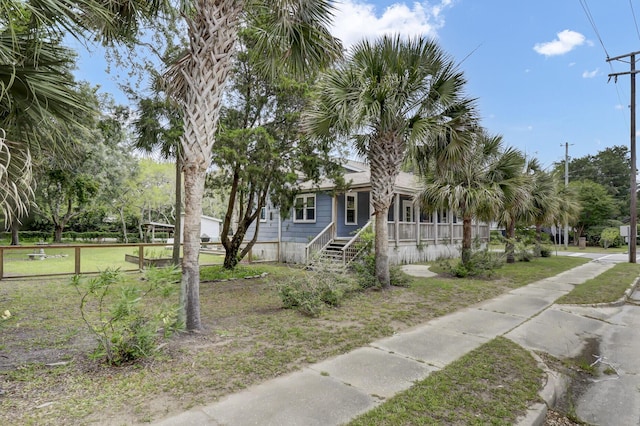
[[540, 337, 601, 425]]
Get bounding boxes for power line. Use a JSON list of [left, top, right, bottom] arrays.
[[630, 0, 640, 41], [578, 1, 631, 129], [578, 0, 610, 58]]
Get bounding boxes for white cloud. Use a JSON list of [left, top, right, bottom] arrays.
[[533, 30, 586, 57], [582, 68, 599, 78], [615, 104, 625, 110], [331, 1, 454, 49]]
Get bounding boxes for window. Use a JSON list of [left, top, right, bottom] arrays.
[[345, 192, 357, 225], [294, 194, 316, 223], [260, 206, 267, 222], [402, 200, 414, 222]]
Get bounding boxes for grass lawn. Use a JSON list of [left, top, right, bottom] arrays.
[[1, 245, 223, 277], [556, 262, 640, 304], [348, 337, 542, 426], [0, 255, 589, 425]]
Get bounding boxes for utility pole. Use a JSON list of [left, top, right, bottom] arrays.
[[563, 142, 571, 250], [608, 51, 639, 263]]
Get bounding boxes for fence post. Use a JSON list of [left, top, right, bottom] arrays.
[[75, 246, 81, 275], [138, 244, 144, 271], [0, 247, 3, 280]]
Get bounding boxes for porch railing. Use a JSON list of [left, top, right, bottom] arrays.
[[305, 222, 335, 263], [341, 221, 372, 266]]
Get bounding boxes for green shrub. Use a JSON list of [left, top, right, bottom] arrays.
[[276, 264, 354, 317], [539, 245, 553, 257], [70, 267, 181, 365], [600, 227, 623, 248], [515, 242, 533, 262], [438, 248, 504, 278], [351, 253, 411, 289]]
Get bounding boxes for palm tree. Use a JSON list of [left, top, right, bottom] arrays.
[[524, 162, 562, 255], [303, 34, 476, 288], [416, 130, 523, 267], [165, 1, 342, 331], [0, 0, 169, 223], [495, 153, 533, 263]]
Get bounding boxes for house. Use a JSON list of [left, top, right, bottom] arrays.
[[248, 160, 490, 265], [179, 214, 222, 242]]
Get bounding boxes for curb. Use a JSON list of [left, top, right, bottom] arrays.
[[516, 352, 568, 426]]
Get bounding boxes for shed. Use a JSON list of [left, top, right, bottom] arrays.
[[179, 214, 222, 242]]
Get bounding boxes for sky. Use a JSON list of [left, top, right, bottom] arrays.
[[74, 0, 640, 169]]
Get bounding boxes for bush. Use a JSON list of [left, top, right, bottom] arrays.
[[70, 267, 182, 365], [277, 264, 354, 317], [515, 242, 533, 262], [351, 253, 411, 289], [439, 248, 504, 278], [600, 227, 624, 248], [539, 245, 553, 257]]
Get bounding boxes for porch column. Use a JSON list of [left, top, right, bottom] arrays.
[[394, 193, 400, 244], [415, 202, 420, 245], [332, 195, 338, 238], [449, 210, 454, 244]]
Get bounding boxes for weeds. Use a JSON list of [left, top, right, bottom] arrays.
[[277, 262, 355, 317]]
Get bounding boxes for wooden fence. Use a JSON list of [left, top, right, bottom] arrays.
[[0, 242, 278, 280]]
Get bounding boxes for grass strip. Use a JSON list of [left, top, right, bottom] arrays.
[[556, 262, 640, 304], [1, 257, 585, 424], [348, 337, 543, 426]]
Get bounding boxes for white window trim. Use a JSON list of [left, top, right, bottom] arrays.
[[260, 206, 267, 222], [345, 192, 358, 225], [402, 200, 414, 223], [293, 194, 316, 223]]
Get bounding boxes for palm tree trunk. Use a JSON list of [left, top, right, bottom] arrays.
[[462, 216, 472, 266], [172, 152, 182, 266], [534, 223, 542, 257], [374, 210, 390, 288], [177, 0, 242, 332], [10, 218, 19, 245], [181, 162, 205, 331], [505, 219, 516, 264]]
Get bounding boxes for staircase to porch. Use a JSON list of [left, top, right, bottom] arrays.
[[305, 222, 372, 268]]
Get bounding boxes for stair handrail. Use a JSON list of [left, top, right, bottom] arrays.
[[341, 221, 373, 265], [305, 221, 335, 263]]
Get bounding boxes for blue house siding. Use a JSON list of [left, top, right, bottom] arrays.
[[336, 192, 370, 238], [281, 193, 333, 243], [254, 205, 280, 242]]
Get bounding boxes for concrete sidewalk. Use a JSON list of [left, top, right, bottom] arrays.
[[153, 260, 635, 426]]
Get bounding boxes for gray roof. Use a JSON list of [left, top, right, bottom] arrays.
[[299, 161, 420, 194]]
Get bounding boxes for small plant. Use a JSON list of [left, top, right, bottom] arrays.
[[277, 262, 354, 317], [515, 242, 533, 262], [539, 245, 553, 257], [70, 267, 182, 365]]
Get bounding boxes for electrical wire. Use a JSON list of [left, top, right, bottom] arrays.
[[578, 1, 630, 129], [630, 0, 640, 42], [578, 0, 610, 58]]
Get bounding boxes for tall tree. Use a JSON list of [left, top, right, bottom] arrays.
[[416, 131, 523, 267], [132, 81, 184, 263], [33, 88, 136, 242], [165, 0, 342, 331], [570, 179, 618, 240], [554, 145, 630, 218], [213, 33, 342, 270], [494, 152, 531, 263], [303, 34, 476, 288]]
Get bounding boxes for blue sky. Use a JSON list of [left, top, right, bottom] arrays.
[[74, 0, 639, 168]]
